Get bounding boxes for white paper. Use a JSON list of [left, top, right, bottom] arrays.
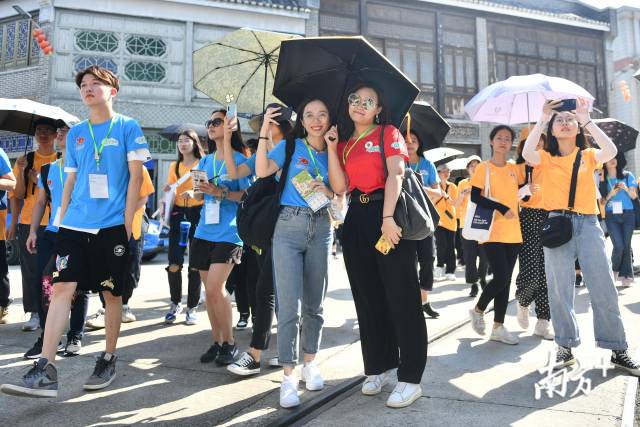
[[163, 185, 176, 225], [205, 200, 220, 224], [89, 174, 109, 199], [53, 207, 61, 227], [191, 169, 207, 194], [518, 184, 532, 200], [612, 201, 623, 215]]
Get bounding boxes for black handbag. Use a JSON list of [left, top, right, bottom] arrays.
[[236, 139, 295, 249], [540, 150, 581, 248], [379, 126, 436, 240]]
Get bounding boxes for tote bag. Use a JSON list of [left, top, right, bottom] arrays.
[[462, 162, 495, 242]]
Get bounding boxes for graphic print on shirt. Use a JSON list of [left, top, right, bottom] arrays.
[[363, 140, 380, 153], [295, 156, 309, 169]]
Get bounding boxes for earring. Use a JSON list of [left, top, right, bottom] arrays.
[[375, 113, 379, 123]]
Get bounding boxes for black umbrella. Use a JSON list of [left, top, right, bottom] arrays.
[[593, 118, 638, 152], [160, 123, 208, 142], [400, 101, 450, 151], [273, 36, 419, 129]]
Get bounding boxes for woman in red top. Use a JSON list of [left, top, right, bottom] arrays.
[[326, 83, 427, 409]]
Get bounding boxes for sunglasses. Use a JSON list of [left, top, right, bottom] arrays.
[[206, 118, 224, 128], [347, 93, 377, 111]]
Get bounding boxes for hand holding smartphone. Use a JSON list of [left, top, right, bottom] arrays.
[[227, 103, 238, 131], [553, 99, 577, 112]]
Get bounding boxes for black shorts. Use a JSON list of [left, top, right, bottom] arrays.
[[189, 238, 242, 270], [52, 225, 129, 296]]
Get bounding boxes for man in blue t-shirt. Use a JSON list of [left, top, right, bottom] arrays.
[[0, 148, 16, 325], [1, 66, 150, 399]]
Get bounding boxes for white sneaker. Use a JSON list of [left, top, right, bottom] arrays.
[[361, 370, 390, 395], [445, 273, 457, 281], [21, 312, 39, 331], [621, 277, 634, 287], [85, 308, 105, 330], [433, 267, 446, 282], [386, 382, 422, 408], [301, 361, 324, 391], [469, 309, 486, 335], [533, 319, 554, 340], [268, 356, 282, 368], [516, 303, 529, 330], [490, 325, 519, 345], [121, 305, 136, 323], [279, 374, 300, 408]]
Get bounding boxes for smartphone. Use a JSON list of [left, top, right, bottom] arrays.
[[375, 235, 393, 255], [554, 99, 577, 112], [227, 103, 238, 131]]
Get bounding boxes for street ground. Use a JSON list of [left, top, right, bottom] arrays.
[[0, 237, 638, 426]]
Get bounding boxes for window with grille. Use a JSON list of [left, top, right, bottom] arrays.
[[126, 36, 167, 57], [74, 56, 118, 73], [0, 15, 40, 71], [125, 61, 166, 82], [75, 31, 119, 52]]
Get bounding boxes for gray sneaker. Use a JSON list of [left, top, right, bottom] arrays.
[[83, 352, 117, 390], [0, 358, 58, 398]]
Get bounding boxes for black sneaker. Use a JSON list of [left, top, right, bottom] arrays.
[[24, 337, 43, 359], [611, 350, 640, 376], [235, 313, 249, 330], [422, 302, 440, 319], [200, 343, 221, 363], [554, 346, 576, 370], [83, 352, 117, 390], [227, 351, 261, 376], [0, 358, 58, 398], [215, 342, 239, 365], [469, 283, 479, 298]]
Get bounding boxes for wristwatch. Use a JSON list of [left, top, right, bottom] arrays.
[[220, 187, 229, 200]]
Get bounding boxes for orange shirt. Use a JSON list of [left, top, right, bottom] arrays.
[[470, 161, 522, 244], [435, 181, 458, 232], [517, 163, 544, 210], [457, 178, 471, 225], [538, 148, 599, 215], [132, 166, 155, 240], [166, 161, 203, 208], [11, 151, 59, 225], [0, 210, 6, 241]]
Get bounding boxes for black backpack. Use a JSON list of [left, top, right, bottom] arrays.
[[236, 139, 296, 249], [24, 151, 62, 198]]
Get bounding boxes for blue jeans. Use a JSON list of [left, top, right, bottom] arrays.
[[272, 206, 331, 366], [543, 213, 627, 350], [605, 210, 635, 279]]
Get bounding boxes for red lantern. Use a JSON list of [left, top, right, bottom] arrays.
[[32, 28, 43, 37], [36, 34, 45, 43], [43, 46, 53, 55]]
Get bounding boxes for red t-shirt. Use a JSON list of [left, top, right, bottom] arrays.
[[337, 124, 409, 194]]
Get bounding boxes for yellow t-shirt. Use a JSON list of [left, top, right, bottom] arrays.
[[166, 160, 203, 208], [11, 151, 59, 225], [518, 162, 544, 210], [457, 178, 471, 225], [435, 181, 458, 232], [132, 166, 155, 241], [470, 161, 523, 244], [0, 210, 6, 241], [538, 148, 599, 215]]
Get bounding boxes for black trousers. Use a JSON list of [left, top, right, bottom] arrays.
[[227, 247, 255, 316], [462, 237, 488, 284], [477, 242, 520, 324], [435, 226, 456, 274], [416, 236, 434, 291], [18, 224, 45, 313], [250, 246, 276, 350], [0, 241, 9, 307], [455, 220, 464, 262], [123, 235, 144, 306], [342, 197, 427, 384], [167, 205, 202, 308]]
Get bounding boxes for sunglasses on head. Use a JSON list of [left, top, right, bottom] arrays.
[[347, 93, 377, 111], [206, 118, 224, 128]]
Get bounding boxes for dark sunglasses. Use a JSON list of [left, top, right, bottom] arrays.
[[206, 118, 224, 128]]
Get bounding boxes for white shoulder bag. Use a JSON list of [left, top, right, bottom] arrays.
[[462, 162, 496, 242]]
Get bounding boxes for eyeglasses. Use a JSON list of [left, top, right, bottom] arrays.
[[206, 118, 224, 128], [347, 93, 377, 111], [553, 117, 578, 126]]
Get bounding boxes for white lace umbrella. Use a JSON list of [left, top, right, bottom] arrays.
[[424, 147, 464, 167], [0, 98, 79, 135]]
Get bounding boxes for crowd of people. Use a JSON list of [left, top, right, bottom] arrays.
[[0, 65, 639, 411]]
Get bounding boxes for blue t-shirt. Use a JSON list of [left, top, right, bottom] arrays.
[[409, 158, 439, 187], [606, 172, 638, 212], [269, 138, 330, 208], [37, 159, 66, 233], [61, 114, 149, 229], [0, 148, 11, 210], [194, 151, 251, 245], [244, 154, 256, 176]]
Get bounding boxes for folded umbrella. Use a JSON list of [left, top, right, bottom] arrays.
[[593, 118, 638, 153], [0, 98, 79, 135], [160, 123, 208, 142], [464, 74, 594, 125], [424, 147, 464, 167], [273, 36, 419, 128], [400, 101, 450, 151]]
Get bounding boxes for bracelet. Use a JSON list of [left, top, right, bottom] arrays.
[[383, 215, 394, 219], [259, 136, 269, 140]]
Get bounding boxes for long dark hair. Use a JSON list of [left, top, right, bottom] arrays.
[[603, 152, 627, 181], [545, 113, 591, 156], [175, 129, 203, 177], [338, 81, 390, 141], [285, 97, 333, 147], [207, 109, 246, 155]]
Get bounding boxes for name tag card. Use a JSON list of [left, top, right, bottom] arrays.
[[205, 200, 220, 224], [89, 174, 109, 199], [53, 207, 61, 227], [612, 201, 623, 215]]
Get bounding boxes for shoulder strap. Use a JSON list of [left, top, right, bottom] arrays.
[[525, 164, 533, 184], [23, 151, 36, 198], [277, 139, 296, 198], [567, 150, 582, 210], [40, 163, 52, 203], [378, 125, 388, 178]]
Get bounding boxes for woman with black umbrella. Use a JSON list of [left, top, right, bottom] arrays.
[[326, 82, 427, 408]]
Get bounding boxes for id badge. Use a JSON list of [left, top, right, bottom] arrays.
[[53, 207, 61, 227], [612, 201, 623, 215], [89, 174, 109, 199], [205, 200, 220, 224]]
